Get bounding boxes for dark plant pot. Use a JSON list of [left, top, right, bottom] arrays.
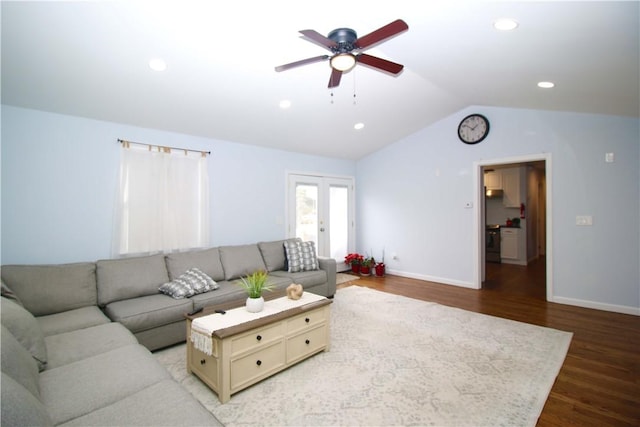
[[375, 263, 386, 277], [351, 264, 361, 274], [360, 266, 371, 276]]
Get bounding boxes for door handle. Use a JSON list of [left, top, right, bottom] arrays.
[[320, 228, 325, 232]]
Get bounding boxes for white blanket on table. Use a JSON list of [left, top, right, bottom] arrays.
[[190, 292, 326, 355]]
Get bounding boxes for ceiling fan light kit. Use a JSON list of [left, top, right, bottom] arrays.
[[275, 19, 409, 88], [330, 53, 356, 72]]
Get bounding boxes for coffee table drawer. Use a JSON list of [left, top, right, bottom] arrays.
[[286, 307, 327, 334], [286, 324, 328, 364], [190, 345, 219, 389], [231, 322, 284, 356], [231, 340, 285, 391]]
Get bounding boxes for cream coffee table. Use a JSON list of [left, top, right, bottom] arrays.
[[186, 292, 332, 403]]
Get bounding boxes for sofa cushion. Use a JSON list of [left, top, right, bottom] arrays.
[[258, 238, 299, 272], [97, 254, 169, 306], [59, 379, 221, 427], [189, 276, 291, 309], [165, 247, 225, 281], [219, 244, 267, 280], [44, 323, 138, 369], [1, 373, 53, 427], [284, 239, 319, 272], [103, 294, 192, 333], [1, 279, 24, 306], [1, 263, 97, 316], [258, 239, 286, 271], [270, 269, 328, 288], [39, 344, 171, 425], [37, 306, 111, 337], [1, 297, 48, 371], [1, 325, 41, 399]]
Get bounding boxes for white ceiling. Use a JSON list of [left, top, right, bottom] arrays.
[[2, 1, 638, 160]]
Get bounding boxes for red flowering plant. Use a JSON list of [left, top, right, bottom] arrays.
[[344, 253, 363, 266]]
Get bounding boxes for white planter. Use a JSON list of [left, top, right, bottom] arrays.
[[246, 296, 264, 313]]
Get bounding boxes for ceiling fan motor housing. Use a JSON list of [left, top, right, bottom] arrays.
[[328, 28, 358, 53]]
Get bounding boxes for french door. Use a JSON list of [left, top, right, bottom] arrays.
[[287, 173, 355, 265]]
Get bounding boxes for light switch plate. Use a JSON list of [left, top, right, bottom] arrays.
[[576, 215, 593, 226]]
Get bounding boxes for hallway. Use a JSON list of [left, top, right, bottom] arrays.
[[483, 256, 546, 299]]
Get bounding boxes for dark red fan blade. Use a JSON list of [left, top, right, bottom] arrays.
[[355, 19, 408, 50], [328, 68, 342, 88], [299, 29, 338, 50], [356, 53, 404, 74], [275, 55, 330, 72]]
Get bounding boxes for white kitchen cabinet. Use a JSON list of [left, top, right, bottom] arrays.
[[501, 227, 526, 265], [484, 171, 502, 190], [501, 167, 522, 208]]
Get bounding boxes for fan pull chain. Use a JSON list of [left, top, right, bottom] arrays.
[[352, 71, 357, 105], [330, 91, 334, 104]]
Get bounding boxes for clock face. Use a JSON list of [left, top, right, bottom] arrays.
[[458, 114, 490, 144]]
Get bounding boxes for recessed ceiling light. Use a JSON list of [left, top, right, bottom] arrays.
[[493, 18, 519, 31], [354, 122, 365, 130], [279, 100, 291, 109], [148, 58, 167, 72], [537, 81, 555, 89]]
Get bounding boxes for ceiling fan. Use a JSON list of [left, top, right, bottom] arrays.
[[275, 19, 408, 88]]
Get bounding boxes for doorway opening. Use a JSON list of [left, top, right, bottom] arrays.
[[474, 154, 552, 301]]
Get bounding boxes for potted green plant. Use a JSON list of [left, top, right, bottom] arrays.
[[238, 270, 274, 313], [360, 256, 375, 276]]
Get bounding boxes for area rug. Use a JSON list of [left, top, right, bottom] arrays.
[[336, 272, 360, 285], [154, 286, 572, 426]]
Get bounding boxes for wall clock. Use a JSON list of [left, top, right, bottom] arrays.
[[458, 114, 490, 144]]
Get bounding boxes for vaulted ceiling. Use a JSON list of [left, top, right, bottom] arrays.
[[2, 1, 638, 160]]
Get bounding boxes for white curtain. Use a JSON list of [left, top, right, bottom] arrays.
[[113, 145, 210, 256]]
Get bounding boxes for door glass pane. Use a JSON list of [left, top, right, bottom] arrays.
[[329, 185, 348, 260], [295, 184, 318, 245]]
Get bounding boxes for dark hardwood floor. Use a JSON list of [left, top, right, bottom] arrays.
[[337, 258, 640, 426]]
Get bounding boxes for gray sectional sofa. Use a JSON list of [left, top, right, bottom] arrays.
[[1, 238, 336, 426]]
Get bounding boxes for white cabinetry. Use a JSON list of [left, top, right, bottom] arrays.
[[501, 167, 522, 208], [500, 227, 527, 265], [484, 171, 502, 190]]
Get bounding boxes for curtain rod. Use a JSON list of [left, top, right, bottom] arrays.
[[117, 138, 211, 155]]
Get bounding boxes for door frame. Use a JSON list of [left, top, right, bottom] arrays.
[[473, 153, 553, 301], [285, 171, 356, 260]]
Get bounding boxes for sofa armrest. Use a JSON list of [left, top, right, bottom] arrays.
[[317, 257, 336, 297]]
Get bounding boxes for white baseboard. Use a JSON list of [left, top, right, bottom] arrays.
[[386, 269, 477, 289], [551, 296, 640, 316], [386, 269, 639, 316]]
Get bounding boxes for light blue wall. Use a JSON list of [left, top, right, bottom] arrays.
[[357, 106, 640, 314], [1, 106, 356, 264], [3, 105, 639, 314]]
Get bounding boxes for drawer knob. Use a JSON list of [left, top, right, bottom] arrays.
[[200, 359, 206, 365], [305, 317, 310, 323], [256, 335, 262, 341], [256, 360, 262, 366], [305, 339, 310, 345]]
